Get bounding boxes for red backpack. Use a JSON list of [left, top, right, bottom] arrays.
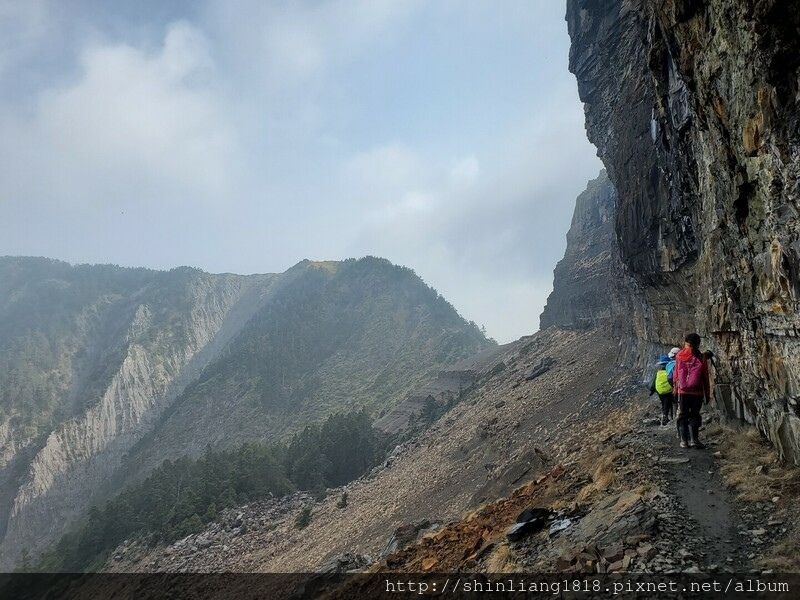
[[680, 354, 704, 391]]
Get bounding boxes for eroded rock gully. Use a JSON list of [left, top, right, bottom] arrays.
[[567, 0, 800, 462], [0, 274, 268, 570]]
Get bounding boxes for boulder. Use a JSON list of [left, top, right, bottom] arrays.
[[507, 518, 547, 542], [524, 358, 556, 381], [315, 552, 371, 574], [381, 520, 442, 558]]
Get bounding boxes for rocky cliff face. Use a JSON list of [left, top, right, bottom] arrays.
[[567, 0, 800, 462], [540, 170, 617, 330], [0, 265, 270, 570]]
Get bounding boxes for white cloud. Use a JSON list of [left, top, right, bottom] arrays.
[[1, 0, 604, 343], [346, 93, 603, 341], [451, 275, 553, 344], [370, 190, 436, 223], [448, 156, 480, 187], [205, 0, 422, 94], [399, 191, 434, 213], [262, 17, 325, 83], [1, 21, 239, 209], [345, 143, 422, 191]]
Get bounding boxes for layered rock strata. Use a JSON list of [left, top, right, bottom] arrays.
[[0, 257, 490, 569], [567, 0, 800, 461], [1, 272, 270, 569]]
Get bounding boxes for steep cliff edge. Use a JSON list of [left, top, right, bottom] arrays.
[[567, 0, 800, 462], [540, 170, 616, 330]]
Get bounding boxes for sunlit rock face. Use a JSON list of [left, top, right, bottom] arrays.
[[0, 265, 267, 570], [567, 0, 800, 462]]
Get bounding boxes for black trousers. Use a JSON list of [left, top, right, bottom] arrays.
[[658, 392, 674, 419], [677, 393, 703, 442]]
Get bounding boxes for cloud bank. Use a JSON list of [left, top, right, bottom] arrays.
[[0, 0, 602, 342]]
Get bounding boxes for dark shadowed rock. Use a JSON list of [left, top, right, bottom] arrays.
[[507, 518, 547, 543], [540, 171, 616, 331], [566, 0, 800, 463], [315, 552, 371, 574], [381, 520, 443, 558], [524, 358, 556, 381], [516, 508, 551, 523]]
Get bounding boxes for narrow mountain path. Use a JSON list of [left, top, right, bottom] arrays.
[[657, 430, 747, 569], [352, 377, 771, 575], [635, 420, 750, 572]]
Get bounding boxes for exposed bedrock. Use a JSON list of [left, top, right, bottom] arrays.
[[540, 170, 617, 331], [567, 0, 800, 461], [0, 274, 267, 569]]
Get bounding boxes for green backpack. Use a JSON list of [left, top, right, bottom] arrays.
[[655, 370, 673, 394]]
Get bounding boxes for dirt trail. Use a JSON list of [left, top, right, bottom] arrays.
[[638, 416, 752, 572], [370, 382, 785, 575], [662, 432, 744, 564]]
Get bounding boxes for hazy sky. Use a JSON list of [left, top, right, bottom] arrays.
[[1, 0, 602, 343]]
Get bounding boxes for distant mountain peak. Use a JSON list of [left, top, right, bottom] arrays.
[[0, 254, 491, 570]]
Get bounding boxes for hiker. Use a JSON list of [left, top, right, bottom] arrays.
[[649, 355, 674, 426], [666, 347, 680, 384], [674, 333, 711, 449], [666, 347, 681, 436]]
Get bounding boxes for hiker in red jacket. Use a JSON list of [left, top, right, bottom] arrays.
[[673, 332, 711, 449]]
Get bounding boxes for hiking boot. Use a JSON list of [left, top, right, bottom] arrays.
[[680, 441, 688, 449], [661, 415, 668, 427], [688, 441, 697, 448], [693, 441, 706, 449]]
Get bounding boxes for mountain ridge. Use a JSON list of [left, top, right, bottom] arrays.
[[94, 0, 800, 580], [0, 255, 491, 570]]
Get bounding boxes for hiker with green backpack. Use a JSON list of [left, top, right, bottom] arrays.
[[674, 332, 712, 449], [649, 355, 674, 426]]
